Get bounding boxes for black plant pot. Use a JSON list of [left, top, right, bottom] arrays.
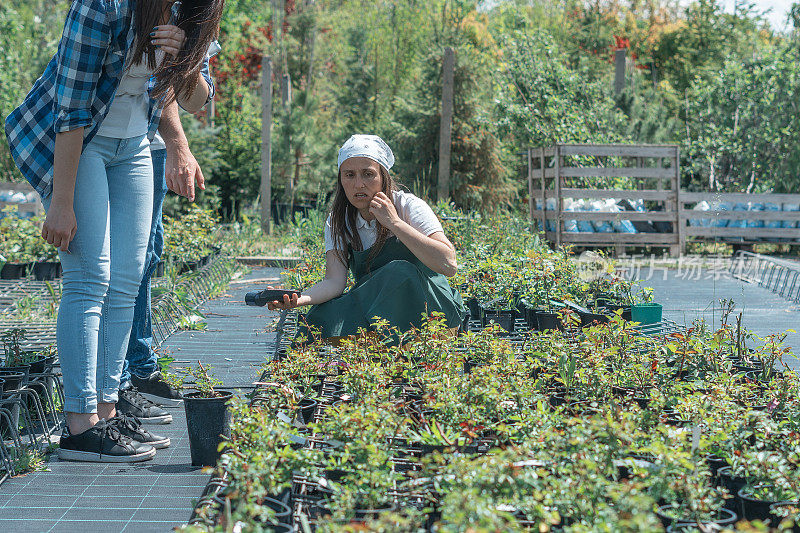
[[255, 496, 293, 526], [580, 312, 609, 328], [29, 355, 56, 375], [154, 260, 165, 278], [739, 484, 783, 522], [656, 505, 737, 528], [465, 297, 480, 317], [32, 261, 61, 280], [536, 312, 562, 332], [0, 370, 26, 392], [0, 378, 4, 396], [1, 262, 32, 279], [297, 398, 318, 425], [184, 390, 233, 466], [522, 307, 542, 330], [717, 466, 747, 511], [770, 501, 800, 532], [179, 260, 200, 274], [481, 308, 514, 332]]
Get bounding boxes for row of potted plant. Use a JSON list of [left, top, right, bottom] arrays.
[[0, 206, 61, 280], [185, 309, 799, 531], [162, 205, 223, 274]]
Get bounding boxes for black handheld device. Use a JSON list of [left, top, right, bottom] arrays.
[[245, 289, 302, 307]]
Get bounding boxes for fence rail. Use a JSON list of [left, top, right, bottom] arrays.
[[527, 144, 800, 255], [729, 251, 800, 304], [528, 143, 682, 256]]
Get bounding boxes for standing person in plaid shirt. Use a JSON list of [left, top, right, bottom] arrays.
[[4, 0, 224, 463]]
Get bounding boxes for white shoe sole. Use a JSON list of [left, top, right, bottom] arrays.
[[148, 437, 171, 449], [140, 414, 173, 425], [139, 392, 182, 407], [58, 447, 156, 463]]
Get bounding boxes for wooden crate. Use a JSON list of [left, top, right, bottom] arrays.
[[680, 192, 800, 243], [527, 144, 683, 256]]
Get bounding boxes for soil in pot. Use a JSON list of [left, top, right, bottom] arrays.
[[32, 261, 61, 280], [0, 262, 32, 279], [184, 390, 233, 466]]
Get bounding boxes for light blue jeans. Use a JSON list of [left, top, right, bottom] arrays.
[[44, 134, 153, 414], [121, 148, 167, 385]]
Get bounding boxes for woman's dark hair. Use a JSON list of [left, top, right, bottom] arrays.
[[329, 165, 399, 267], [132, 0, 225, 105]]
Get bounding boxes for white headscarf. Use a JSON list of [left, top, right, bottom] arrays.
[[337, 134, 395, 171]]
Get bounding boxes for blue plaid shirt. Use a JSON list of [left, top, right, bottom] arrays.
[[4, 0, 217, 199]]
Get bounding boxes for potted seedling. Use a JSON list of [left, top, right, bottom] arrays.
[[631, 287, 662, 325], [0, 207, 38, 279], [167, 362, 232, 466]]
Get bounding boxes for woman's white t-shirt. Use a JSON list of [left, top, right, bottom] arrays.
[[97, 45, 165, 140], [323, 190, 443, 253]]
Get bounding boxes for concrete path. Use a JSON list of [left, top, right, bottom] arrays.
[[636, 268, 800, 370], [0, 267, 281, 533]]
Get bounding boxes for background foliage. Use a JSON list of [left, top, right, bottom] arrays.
[[2, 0, 798, 219]]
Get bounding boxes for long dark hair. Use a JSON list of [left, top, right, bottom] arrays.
[[132, 0, 225, 105], [329, 166, 399, 267]]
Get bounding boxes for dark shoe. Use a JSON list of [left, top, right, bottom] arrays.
[[131, 370, 183, 407], [117, 385, 173, 424], [108, 413, 170, 449], [58, 420, 156, 463]]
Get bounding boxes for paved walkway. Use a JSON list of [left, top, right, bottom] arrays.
[[637, 268, 800, 370], [0, 267, 281, 533]]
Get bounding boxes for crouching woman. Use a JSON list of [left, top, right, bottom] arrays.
[[269, 134, 465, 341]]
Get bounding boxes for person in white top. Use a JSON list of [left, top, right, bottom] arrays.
[[267, 134, 466, 341]]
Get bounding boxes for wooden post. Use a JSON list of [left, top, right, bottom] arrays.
[[614, 49, 626, 95], [260, 56, 273, 234], [527, 148, 533, 222], [554, 145, 562, 248], [281, 72, 293, 208], [437, 47, 455, 202], [539, 147, 546, 233], [674, 145, 685, 256]]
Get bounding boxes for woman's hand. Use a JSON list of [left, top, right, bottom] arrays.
[[369, 192, 400, 229], [151, 25, 186, 58], [265, 286, 310, 311], [42, 202, 77, 253]]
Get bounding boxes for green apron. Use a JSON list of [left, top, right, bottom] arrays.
[[301, 236, 465, 340]]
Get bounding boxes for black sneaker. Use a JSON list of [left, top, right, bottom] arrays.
[[58, 420, 156, 463], [108, 413, 171, 449], [131, 370, 183, 407], [117, 385, 173, 424]]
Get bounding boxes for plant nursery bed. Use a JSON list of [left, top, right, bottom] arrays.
[[186, 303, 800, 532], [184, 212, 800, 532]]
